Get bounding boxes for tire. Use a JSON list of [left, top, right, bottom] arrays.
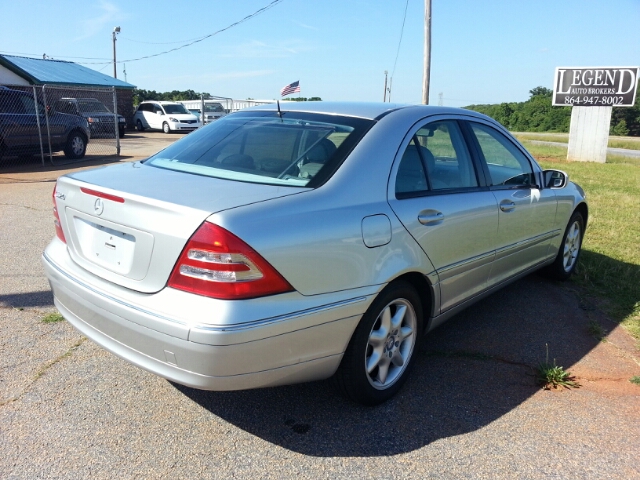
[[544, 211, 584, 281], [63, 131, 87, 159], [162, 122, 171, 134], [335, 280, 423, 405], [136, 120, 145, 132], [119, 127, 125, 138]]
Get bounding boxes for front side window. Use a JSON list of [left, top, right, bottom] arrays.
[[395, 119, 478, 197], [469, 122, 534, 187], [145, 111, 373, 187], [19, 95, 37, 114]]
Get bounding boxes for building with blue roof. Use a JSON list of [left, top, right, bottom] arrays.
[[0, 54, 136, 126]]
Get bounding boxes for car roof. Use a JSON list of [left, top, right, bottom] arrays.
[[245, 101, 487, 121], [0, 86, 28, 95], [140, 101, 183, 105]]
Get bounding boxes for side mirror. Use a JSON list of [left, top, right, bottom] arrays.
[[156, 110, 164, 115], [543, 169, 568, 189]]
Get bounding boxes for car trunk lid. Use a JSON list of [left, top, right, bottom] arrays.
[[55, 162, 306, 293]]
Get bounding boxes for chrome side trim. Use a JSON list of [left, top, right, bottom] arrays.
[[494, 230, 561, 260], [44, 251, 368, 333], [436, 250, 495, 281], [193, 299, 367, 333]]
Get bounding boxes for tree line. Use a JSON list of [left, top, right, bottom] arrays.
[[132, 89, 212, 106], [132, 90, 323, 106], [465, 87, 640, 136]]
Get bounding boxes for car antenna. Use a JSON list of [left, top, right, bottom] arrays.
[[277, 100, 283, 121]]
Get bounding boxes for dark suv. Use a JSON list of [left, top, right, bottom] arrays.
[[54, 97, 126, 138], [0, 87, 90, 160]]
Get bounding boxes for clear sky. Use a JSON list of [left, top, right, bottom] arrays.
[[1, 0, 639, 107]]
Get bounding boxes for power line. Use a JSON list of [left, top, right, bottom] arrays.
[[0, 0, 284, 66], [81, 0, 285, 66], [391, 0, 410, 79], [119, 36, 211, 45]]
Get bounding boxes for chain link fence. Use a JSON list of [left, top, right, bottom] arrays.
[[0, 84, 123, 170]]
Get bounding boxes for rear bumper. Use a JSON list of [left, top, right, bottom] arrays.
[[42, 241, 370, 391]]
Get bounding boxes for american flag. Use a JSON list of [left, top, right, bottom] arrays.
[[280, 80, 301, 97]]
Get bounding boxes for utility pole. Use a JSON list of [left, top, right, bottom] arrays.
[[383, 71, 388, 102], [112, 26, 120, 79], [422, 0, 432, 105], [438, 92, 443, 106]]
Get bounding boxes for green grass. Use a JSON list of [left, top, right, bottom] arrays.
[[523, 142, 640, 340], [514, 133, 640, 151], [42, 312, 64, 323], [630, 376, 640, 386]]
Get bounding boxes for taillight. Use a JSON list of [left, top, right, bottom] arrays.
[[52, 184, 66, 243], [167, 222, 293, 300]]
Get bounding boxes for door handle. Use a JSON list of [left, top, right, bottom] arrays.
[[500, 201, 516, 212], [418, 212, 444, 225]]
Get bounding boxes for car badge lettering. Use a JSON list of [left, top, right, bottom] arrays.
[[94, 198, 104, 216], [55, 191, 65, 200]]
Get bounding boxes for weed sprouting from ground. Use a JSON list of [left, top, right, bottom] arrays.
[[630, 376, 640, 386], [42, 312, 64, 323], [536, 344, 580, 390], [587, 320, 606, 341]]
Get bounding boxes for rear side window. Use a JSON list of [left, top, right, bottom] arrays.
[[0, 94, 24, 113], [469, 122, 534, 187], [146, 111, 373, 187], [395, 120, 478, 197]]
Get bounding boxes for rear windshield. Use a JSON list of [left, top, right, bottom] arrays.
[[145, 111, 373, 187]]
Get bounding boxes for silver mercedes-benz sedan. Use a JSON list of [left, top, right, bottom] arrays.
[[43, 102, 587, 405]]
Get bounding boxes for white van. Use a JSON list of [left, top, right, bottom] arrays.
[[133, 101, 201, 133], [179, 100, 227, 124]]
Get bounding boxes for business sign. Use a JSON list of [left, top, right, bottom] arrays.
[[553, 67, 639, 107]]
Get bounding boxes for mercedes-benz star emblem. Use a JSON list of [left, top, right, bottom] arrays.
[[94, 198, 104, 216]]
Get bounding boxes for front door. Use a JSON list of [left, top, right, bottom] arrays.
[[466, 121, 558, 285]]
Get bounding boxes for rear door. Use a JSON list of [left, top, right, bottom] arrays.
[[464, 121, 558, 285], [388, 117, 498, 314]]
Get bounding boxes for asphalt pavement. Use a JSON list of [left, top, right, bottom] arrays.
[[1, 132, 639, 479]]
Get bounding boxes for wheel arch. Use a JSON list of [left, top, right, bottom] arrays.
[[574, 201, 588, 229], [389, 271, 434, 334], [68, 127, 88, 142]]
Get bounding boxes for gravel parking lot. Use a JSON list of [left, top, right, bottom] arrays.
[[1, 132, 639, 479]]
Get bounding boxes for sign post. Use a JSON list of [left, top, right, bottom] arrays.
[[553, 67, 639, 163]]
